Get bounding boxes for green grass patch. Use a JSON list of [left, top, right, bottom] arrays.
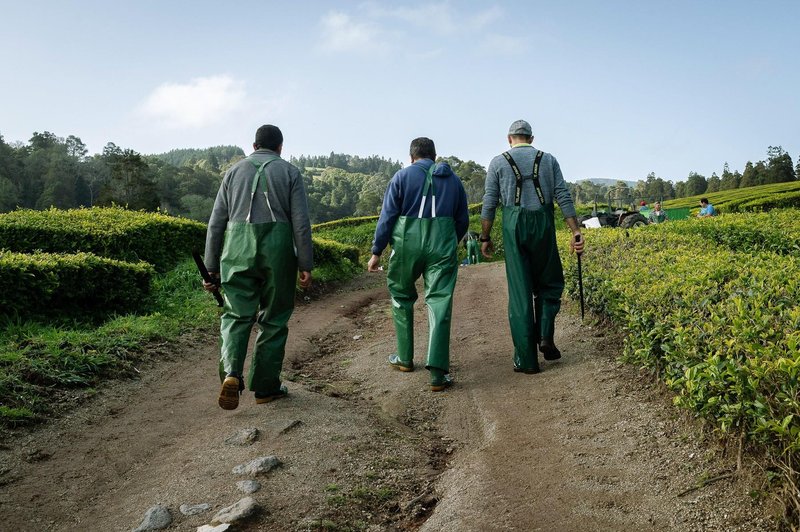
[[0, 259, 219, 427]]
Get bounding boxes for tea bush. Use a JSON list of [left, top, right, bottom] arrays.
[[0, 250, 153, 318], [561, 214, 800, 515], [0, 206, 205, 272]]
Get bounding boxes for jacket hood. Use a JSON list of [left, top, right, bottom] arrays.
[[432, 161, 456, 179]]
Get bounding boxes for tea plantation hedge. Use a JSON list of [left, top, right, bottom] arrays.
[[562, 212, 800, 513], [0, 250, 153, 317], [311, 237, 361, 282], [663, 181, 800, 214], [0, 207, 206, 272]]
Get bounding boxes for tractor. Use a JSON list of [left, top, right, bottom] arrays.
[[577, 188, 690, 229], [578, 189, 648, 229]]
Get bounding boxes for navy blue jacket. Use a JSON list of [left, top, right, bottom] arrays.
[[372, 159, 469, 255]]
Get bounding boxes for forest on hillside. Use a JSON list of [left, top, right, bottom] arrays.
[[0, 131, 796, 222]]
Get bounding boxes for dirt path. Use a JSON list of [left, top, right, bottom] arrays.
[[0, 264, 777, 531]]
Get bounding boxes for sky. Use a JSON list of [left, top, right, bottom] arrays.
[[1, 0, 798, 183]]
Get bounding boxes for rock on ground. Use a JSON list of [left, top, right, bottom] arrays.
[[132, 504, 171, 531], [231, 456, 281, 476], [211, 496, 259, 525], [180, 503, 211, 516], [236, 480, 261, 494], [224, 428, 259, 446], [197, 525, 230, 532]]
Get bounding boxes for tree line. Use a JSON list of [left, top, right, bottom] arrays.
[[1, 131, 795, 222], [0, 131, 244, 220], [570, 146, 798, 206]]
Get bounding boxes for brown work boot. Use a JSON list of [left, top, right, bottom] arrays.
[[255, 385, 289, 404], [388, 354, 414, 372], [218, 375, 243, 410]]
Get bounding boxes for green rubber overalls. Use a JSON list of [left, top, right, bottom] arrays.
[[386, 164, 459, 378], [218, 156, 297, 394], [466, 234, 481, 264], [501, 151, 564, 372]]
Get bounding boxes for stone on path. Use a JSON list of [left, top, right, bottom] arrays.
[[224, 427, 259, 446], [231, 455, 281, 475], [132, 504, 172, 531], [278, 419, 302, 434], [197, 525, 230, 532], [236, 480, 261, 494], [211, 497, 259, 525], [180, 503, 212, 516]]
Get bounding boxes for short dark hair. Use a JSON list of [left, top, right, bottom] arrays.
[[509, 134, 534, 144], [255, 125, 283, 151], [700, 197, 708, 204], [409, 137, 436, 161]]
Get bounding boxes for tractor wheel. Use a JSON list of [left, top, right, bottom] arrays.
[[620, 213, 647, 229]]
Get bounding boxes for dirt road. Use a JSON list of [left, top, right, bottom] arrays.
[[0, 263, 776, 530]]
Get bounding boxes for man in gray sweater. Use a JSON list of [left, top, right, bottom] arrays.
[[480, 120, 584, 374], [204, 124, 312, 410]]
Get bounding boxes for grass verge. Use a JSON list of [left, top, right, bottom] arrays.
[[0, 259, 219, 427]]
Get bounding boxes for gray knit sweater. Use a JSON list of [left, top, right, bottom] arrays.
[[481, 145, 576, 221], [204, 149, 313, 272]]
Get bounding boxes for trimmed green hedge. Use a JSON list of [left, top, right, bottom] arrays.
[[655, 209, 800, 256], [313, 237, 359, 265], [736, 190, 800, 212], [663, 181, 800, 213], [312, 237, 360, 283], [0, 207, 206, 272], [561, 213, 800, 516], [0, 250, 154, 318], [312, 216, 379, 231]]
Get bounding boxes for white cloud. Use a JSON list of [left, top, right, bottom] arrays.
[[318, 3, 505, 55], [139, 75, 246, 129], [364, 2, 502, 34], [319, 11, 385, 53]]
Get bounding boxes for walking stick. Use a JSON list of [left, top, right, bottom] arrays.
[[575, 234, 585, 321]]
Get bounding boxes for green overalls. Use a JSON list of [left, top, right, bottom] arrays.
[[218, 156, 297, 394], [386, 165, 459, 379], [501, 151, 565, 372], [466, 234, 481, 264]]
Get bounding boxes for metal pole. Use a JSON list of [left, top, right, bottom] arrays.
[[575, 234, 585, 321]]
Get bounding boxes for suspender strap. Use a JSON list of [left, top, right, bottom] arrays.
[[245, 156, 279, 222], [417, 163, 437, 218], [502, 150, 545, 207]]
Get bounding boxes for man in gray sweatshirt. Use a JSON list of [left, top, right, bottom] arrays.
[[480, 120, 584, 374], [204, 124, 312, 410]]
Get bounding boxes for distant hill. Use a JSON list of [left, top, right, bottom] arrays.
[[152, 146, 245, 171]]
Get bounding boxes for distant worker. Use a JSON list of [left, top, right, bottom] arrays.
[[204, 124, 313, 410], [368, 137, 469, 391], [698, 197, 717, 217], [648, 201, 668, 224], [480, 119, 584, 374], [465, 231, 481, 265]]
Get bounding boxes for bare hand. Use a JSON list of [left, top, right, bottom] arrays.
[[367, 254, 382, 272], [570, 232, 585, 255], [298, 271, 312, 289], [480, 241, 494, 259], [202, 272, 220, 292]]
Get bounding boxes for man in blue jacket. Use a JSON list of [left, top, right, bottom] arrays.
[[368, 137, 469, 391]]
